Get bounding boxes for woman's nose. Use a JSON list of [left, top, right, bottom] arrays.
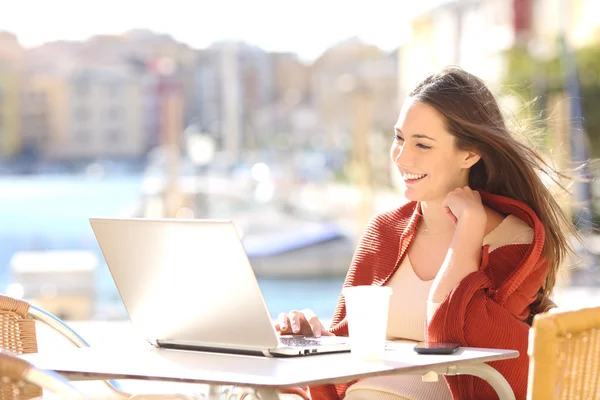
[[394, 145, 413, 168]]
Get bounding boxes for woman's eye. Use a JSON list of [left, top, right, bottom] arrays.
[[417, 144, 431, 150], [394, 135, 404, 142]]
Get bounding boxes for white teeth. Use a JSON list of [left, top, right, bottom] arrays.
[[404, 173, 427, 180]]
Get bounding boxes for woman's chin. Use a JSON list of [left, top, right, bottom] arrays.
[[402, 188, 422, 202], [403, 188, 443, 203]]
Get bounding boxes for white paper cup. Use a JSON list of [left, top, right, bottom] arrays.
[[343, 285, 392, 361]]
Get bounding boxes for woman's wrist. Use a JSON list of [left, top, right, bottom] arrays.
[[457, 208, 487, 229], [428, 213, 486, 303]]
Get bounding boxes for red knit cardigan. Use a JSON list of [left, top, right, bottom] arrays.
[[305, 191, 548, 400]]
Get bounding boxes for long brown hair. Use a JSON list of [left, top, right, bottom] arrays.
[[409, 66, 579, 296]]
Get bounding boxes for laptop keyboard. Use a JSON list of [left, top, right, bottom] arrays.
[[280, 337, 324, 347]]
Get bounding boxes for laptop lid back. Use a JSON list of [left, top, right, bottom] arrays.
[[89, 217, 279, 351]]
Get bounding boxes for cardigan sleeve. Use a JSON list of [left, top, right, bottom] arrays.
[[426, 244, 549, 400]]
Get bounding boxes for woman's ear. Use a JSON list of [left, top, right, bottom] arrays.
[[462, 151, 481, 169]]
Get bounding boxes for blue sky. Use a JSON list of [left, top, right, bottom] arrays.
[[1, 0, 442, 60]]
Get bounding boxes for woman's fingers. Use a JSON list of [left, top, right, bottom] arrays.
[[288, 310, 305, 334], [302, 309, 323, 337], [276, 309, 333, 337], [276, 312, 291, 332]]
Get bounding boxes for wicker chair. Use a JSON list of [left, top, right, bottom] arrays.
[[0, 351, 85, 400], [0, 294, 204, 400], [527, 305, 600, 399]]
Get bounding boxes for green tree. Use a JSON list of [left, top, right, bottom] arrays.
[[502, 42, 600, 156]]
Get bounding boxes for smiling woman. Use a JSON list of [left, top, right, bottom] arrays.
[[295, 66, 580, 400]]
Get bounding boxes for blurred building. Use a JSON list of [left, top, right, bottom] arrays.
[[312, 37, 398, 142], [121, 29, 197, 148], [80, 30, 195, 152], [55, 66, 146, 161], [192, 42, 276, 165], [238, 44, 276, 153], [0, 32, 24, 159], [19, 31, 199, 162], [21, 41, 81, 162], [22, 66, 146, 161], [20, 74, 68, 160], [9, 28, 406, 171], [311, 38, 398, 186], [194, 48, 223, 142], [272, 53, 311, 108], [143, 32, 197, 126], [263, 52, 315, 150]]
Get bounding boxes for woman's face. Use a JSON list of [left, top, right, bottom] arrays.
[[390, 98, 480, 203]]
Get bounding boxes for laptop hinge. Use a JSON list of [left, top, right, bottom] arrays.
[[157, 341, 268, 357]]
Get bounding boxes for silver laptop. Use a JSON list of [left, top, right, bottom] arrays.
[[89, 217, 350, 357]]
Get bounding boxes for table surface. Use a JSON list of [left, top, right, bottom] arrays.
[[21, 342, 519, 389]]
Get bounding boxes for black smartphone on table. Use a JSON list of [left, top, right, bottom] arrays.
[[414, 342, 460, 355]]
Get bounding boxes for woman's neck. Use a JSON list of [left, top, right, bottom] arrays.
[[418, 201, 456, 235]]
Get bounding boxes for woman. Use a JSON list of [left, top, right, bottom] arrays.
[[277, 66, 577, 400]]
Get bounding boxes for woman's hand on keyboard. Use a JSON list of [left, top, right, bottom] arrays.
[[275, 309, 334, 338]]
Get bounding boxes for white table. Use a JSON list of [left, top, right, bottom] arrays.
[[21, 343, 518, 399]]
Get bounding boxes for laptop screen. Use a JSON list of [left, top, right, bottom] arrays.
[[90, 218, 280, 351]]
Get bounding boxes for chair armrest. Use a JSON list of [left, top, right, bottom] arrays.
[[0, 351, 86, 400], [27, 304, 129, 398], [28, 304, 91, 348]]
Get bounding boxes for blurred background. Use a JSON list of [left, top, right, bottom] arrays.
[[0, 0, 599, 325]]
